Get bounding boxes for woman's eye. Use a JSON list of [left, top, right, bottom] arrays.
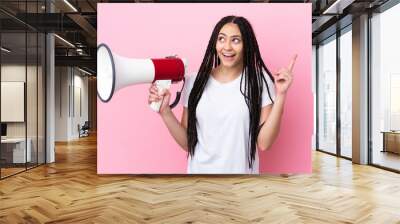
[[232, 38, 241, 44], [218, 36, 225, 42]]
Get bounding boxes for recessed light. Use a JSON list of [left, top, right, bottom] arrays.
[[78, 67, 92, 76], [63, 0, 78, 12], [54, 34, 75, 48], [1, 47, 11, 53]]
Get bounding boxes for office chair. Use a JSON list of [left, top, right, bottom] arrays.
[[79, 121, 90, 138]]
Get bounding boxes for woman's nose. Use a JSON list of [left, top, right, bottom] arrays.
[[223, 41, 233, 50]]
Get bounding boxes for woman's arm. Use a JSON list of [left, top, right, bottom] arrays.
[[148, 83, 188, 151], [257, 54, 296, 151], [160, 107, 188, 151], [257, 94, 286, 151]]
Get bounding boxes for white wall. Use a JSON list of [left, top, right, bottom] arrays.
[[72, 73, 89, 138], [55, 67, 89, 141], [1, 65, 40, 137], [55, 67, 69, 141]]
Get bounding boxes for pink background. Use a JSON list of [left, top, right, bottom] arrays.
[[97, 3, 312, 174]]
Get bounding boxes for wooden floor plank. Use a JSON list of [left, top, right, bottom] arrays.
[[0, 134, 400, 223]]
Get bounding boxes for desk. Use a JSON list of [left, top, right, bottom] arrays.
[[1, 138, 31, 163], [381, 131, 400, 154]]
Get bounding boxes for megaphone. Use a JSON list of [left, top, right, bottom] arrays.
[[97, 43, 187, 112]]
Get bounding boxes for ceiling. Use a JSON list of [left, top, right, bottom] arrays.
[[0, 0, 393, 75]]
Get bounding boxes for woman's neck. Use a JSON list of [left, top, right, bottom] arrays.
[[213, 64, 243, 82]]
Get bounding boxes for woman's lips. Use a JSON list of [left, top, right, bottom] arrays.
[[222, 53, 236, 61]]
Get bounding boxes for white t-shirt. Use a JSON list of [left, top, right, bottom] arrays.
[[181, 71, 276, 174]]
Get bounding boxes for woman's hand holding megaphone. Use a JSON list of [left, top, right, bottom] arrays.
[[148, 83, 171, 116]]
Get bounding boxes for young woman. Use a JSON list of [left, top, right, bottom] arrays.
[[148, 15, 296, 174]]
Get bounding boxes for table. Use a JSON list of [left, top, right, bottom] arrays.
[[381, 131, 400, 154], [1, 138, 32, 163]]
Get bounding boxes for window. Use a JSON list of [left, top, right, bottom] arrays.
[[339, 27, 352, 158], [317, 35, 337, 154], [371, 2, 400, 171]]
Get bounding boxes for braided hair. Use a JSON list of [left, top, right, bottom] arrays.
[[187, 15, 275, 169]]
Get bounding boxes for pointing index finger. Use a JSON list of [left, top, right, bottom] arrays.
[[288, 54, 298, 72]]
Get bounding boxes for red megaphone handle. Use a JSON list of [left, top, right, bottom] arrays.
[[169, 77, 185, 109]]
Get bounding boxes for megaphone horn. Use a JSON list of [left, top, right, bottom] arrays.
[[97, 43, 187, 112]]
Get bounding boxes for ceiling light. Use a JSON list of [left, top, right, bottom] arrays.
[[54, 34, 75, 48], [78, 67, 92, 76], [322, 0, 355, 15], [63, 0, 78, 12], [1, 47, 11, 53]]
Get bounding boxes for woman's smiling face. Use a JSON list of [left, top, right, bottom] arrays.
[[216, 23, 244, 69]]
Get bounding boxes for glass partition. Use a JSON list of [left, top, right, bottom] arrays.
[[0, 1, 46, 179], [1, 30, 28, 177], [38, 32, 45, 165], [27, 30, 38, 169]]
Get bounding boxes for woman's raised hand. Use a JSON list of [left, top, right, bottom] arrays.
[[148, 83, 171, 115], [273, 54, 297, 96]]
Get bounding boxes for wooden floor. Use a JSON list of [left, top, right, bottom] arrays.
[[1, 134, 400, 224], [373, 150, 400, 171], [0, 167, 26, 178]]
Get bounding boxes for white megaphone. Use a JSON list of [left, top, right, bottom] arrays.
[[97, 43, 187, 112]]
